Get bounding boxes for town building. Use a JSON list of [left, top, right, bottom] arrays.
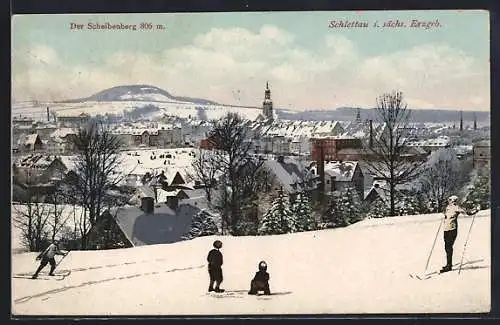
[[472, 139, 491, 169]]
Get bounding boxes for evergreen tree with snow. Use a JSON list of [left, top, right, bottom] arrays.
[[366, 198, 391, 219], [324, 187, 363, 227], [259, 190, 293, 235], [182, 210, 219, 240], [466, 171, 490, 210], [291, 192, 315, 232], [397, 195, 420, 216]]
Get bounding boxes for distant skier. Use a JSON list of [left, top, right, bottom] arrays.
[[32, 240, 68, 279], [440, 195, 478, 273], [207, 240, 224, 293], [248, 261, 271, 295]]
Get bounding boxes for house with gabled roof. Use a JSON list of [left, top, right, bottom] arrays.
[[261, 156, 317, 199], [91, 195, 213, 248], [14, 154, 68, 185], [309, 160, 364, 197], [16, 134, 43, 152], [56, 111, 90, 128]]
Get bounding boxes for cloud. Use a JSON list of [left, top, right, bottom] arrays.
[[12, 27, 489, 111]]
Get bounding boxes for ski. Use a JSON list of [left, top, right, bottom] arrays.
[[13, 270, 71, 281], [410, 259, 483, 280], [409, 272, 436, 280], [410, 268, 460, 280]]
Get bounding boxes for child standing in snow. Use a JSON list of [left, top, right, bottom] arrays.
[[248, 261, 271, 295], [440, 195, 478, 273], [32, 240, 68, 279], [207, 240, 224, 292]]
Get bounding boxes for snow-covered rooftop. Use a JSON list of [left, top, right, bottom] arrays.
[[324, 161, 358, 181]]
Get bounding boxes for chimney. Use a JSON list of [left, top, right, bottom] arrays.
[[459, 111, 463, 132], [166, 196, 179, 210], [369, 120, 373, 148], [141, 196, 154, 214], [47, 107, 50, 122]]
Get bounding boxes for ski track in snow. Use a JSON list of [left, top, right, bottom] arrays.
[[14, 265, 204, 304], [15, 256, 187, 275]]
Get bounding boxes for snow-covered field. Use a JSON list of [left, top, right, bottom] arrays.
[[53, 147, 198, 185], [11, 210, 490, 315], [12, 100, 263, 122]]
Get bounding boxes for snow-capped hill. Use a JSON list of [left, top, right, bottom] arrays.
[[11, 210, 490, 315], [61, 84, 219, 105]]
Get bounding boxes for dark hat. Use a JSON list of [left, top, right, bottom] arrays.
[[213, 240, 222, 249], [258, 260, 267, 271]]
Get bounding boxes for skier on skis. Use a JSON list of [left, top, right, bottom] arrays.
[[207, 240, 224, 293], [248, 261, 271, 295], [440, 195, 478, 273], [32, 240, 68, 279]]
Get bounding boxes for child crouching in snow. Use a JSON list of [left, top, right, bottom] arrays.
[[248, 261, 271, 295]]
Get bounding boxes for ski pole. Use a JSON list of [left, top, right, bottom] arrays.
[[458, 212, 478, 275], [424, 217, 444, 273], [55, 250, 70, 269]]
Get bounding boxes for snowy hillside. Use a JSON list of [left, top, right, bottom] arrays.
[[64, 85, 220, 106], [11, 210, 490, 315], [11, 84, 264, 122]]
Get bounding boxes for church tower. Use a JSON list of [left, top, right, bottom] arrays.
[[262, 81, 274, 120], [355, 108, 361, 123]]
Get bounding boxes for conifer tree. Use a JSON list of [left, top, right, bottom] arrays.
[[324, 187, 363, 226], [183, 210, 219, 240], [291, 192, 315, 232], [259, 190, 293, 235], [397, 195, 420, 216], [466, 172, 491, 210], [366, 198, 391, 219]]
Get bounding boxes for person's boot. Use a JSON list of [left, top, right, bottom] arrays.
[[440, 265, 452, 273], [32, 265, 44, 279], [214, 287, 225, 293]]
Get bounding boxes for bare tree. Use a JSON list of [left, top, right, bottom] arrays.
[[208, 113, 252, 233], [13, 192, 50, 252], [43, 178, 75, 243], [364, 91, 424, 216], [190, 149, 219, 203], [70, 122, 123, 249], [419, 148, 470, 212]]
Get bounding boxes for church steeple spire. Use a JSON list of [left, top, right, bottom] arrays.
[[262, 81, 273, 120], [265, 81, 271, 100]]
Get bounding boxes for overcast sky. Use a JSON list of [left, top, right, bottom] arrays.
[[12, 11, 490, 111]]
